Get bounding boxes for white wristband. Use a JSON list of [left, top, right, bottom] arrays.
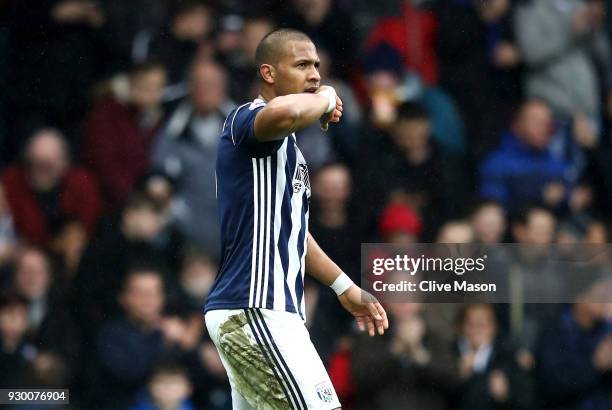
[[319, 89, 337, 113], [330, 272, 354, 296]]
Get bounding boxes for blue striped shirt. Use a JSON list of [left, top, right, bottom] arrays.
[[204, 98, 311, 319]]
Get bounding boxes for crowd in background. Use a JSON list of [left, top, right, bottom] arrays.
[[0, 0, 612, 409]]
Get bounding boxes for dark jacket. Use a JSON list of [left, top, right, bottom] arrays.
[[94, 318, 178, 410], [352, 327, 458, 410], [537, 307, 612, 410]]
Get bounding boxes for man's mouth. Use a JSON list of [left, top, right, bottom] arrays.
[[305, 86, 319, 93]]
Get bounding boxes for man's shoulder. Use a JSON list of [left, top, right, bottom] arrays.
[[228, 98, 266, 122], [223, 98, 267, 146]]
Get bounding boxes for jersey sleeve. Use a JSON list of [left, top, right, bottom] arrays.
[[229, 103, 264, 146], [227, 102, 283, 156]]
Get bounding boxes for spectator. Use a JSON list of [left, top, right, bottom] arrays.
[[101, 0, 171, 71], [470, 200, 507, 244], [310, 163, 359, 273], [436, 220, 475, 244], [479, 100, 572, 215], [76, 193, 182, 337], [454, 303, 535, 410], [436, 0, 522, 151], [85, 61, 167, 209], [361, 42, 467, 156], [48, 215, 87, 282], [573, 111, 612, 214], [511, 205, 557, 246], [167, 250, 216, 317], [11, 247, 80, 372], [510, 206, 564, 363], [281, 0, 355, 79], [147, 0, 216, 96], [308, 163, 358, 363], [6, 0, 108, 155], [94, 267, 178, 410], [0, 292, 29, 388], [515, 0, 611, 120], [378, 201, 423, 244], [355, 101, 456, 241], [537, 292, 612, 410], [352, 300, 458, 409], [224, 15, 276, 103], [423, 219, 475, 344], [0, 184, 16, 265], [1, 129, 102, 246], [153, 58, 235, 257], [363, 0, 438, 85], [131, 361, 196, 410]]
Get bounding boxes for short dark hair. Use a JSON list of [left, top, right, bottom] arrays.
[[130, 60, 166, 79], [172, 0, 212, 18], [121, 264, 164, 293], [254, 28, 313, 67], [513, 204, 555, 226], [456, 303, 497, 328], [396, 101, 429, 122], [150, 360, 190, 381], [123, 192, 161, 213]]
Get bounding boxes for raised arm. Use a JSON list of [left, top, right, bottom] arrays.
[[254, 86, 342, 141], [305, 234, 388, 336]]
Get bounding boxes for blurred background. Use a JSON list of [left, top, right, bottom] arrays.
[[0, 0, 612, 409]]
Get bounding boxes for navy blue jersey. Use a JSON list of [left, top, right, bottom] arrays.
[[205, 98, 311, 319]]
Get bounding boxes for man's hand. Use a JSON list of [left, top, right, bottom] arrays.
[[338, 285, 388, 336], [316, 86, 343, 131]]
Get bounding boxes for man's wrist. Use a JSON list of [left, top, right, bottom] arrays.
[[330, 272, 354, 295], [317, 88, 337, 113]]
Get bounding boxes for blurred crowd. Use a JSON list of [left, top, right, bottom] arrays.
[[0, 0, 612, 409]]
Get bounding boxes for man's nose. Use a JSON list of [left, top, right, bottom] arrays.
[[309, 67, 321, 82]]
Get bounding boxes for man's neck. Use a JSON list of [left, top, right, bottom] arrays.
[[259, 88, 278, 103]]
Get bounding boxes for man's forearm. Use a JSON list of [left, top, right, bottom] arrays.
[[254, 93, 331, 142], [305, 234, 344, 286]]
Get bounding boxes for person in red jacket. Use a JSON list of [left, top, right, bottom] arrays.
[[85, 61, 167, 209], [1, 128, 102, 246], [363, 0, 439, 86]]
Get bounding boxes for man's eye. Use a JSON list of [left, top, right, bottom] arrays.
[[297, 63, 306, 68]]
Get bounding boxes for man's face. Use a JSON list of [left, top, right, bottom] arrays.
[[525, 210, 556, 245], [189, 63, 226, 114], [273, 40, 321, 96], [15, 249, 51, 301], [462, 306, 497, 348], [0, 305, 28, 343], [130, 69, 166, 112], [150, 374, 192, 408], [25, 133, 68, 193], [313, 166, 351, 210], [472, 205, 506, 244], [515, 102, 553, 150], [120, 273, 165, 324], [391, 118, 431, 153]]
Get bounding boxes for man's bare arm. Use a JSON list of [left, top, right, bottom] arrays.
[[254, 86, 341, 142], [304, 233, 344, 286], [305, 234, 389, 336]]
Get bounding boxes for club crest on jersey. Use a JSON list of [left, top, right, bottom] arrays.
[[292, 163, 311, 196], [315, 382, 334, 403]]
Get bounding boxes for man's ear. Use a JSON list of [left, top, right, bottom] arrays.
[[259, 64, 275, 84]]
